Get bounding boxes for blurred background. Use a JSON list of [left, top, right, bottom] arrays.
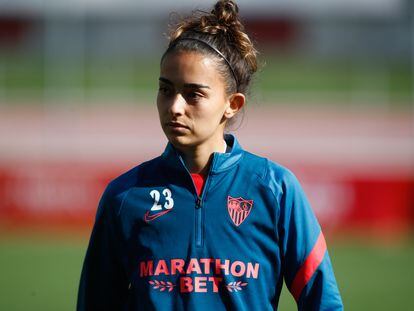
[[0, 0, 413, 310]]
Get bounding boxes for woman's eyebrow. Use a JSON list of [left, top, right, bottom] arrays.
[[184, 83, 210, 89], [159, 77, 173, 85], [159, 77, 210, 89]]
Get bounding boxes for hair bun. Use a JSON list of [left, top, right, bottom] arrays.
[[212, 0, 239, 26], [166, 0, 258, 96]]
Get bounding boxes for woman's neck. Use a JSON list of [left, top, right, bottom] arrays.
[[178, 138, 227, 174]]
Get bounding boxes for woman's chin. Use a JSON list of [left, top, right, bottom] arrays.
[[166, 134, 193, 148]]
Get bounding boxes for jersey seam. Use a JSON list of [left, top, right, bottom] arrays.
[[117, 166, 143, 217], [117, 187, 133, 217], [258, 159, 284, 203], [258, 158, 286, 264]]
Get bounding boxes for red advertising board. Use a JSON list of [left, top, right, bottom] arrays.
[[0, 160, 412, 236]]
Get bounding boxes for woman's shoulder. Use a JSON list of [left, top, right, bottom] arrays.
[[242, 150, 301, 194], [103, 155, 164, 198]]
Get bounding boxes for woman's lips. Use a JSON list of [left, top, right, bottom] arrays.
[[166, 121, 190, 133], [167, 121, 189, 129]]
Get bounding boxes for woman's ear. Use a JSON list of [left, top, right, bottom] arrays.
[[224, 93, 245, 119]]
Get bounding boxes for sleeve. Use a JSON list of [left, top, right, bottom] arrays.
[[277, 170, 343, 310], [77, 185, 129, 311]]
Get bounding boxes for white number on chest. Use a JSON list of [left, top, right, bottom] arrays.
[[149, 188, 174, 211]]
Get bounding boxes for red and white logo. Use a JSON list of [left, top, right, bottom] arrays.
[[227, 196, 253, 226]]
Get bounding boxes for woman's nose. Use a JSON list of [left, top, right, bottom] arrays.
[[169, 93, 186, 116]]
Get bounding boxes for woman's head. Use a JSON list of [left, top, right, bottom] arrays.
[[157, 0, 258, 150], [163, 0, 258, 95]]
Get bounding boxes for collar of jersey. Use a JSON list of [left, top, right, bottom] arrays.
[[161, 133, 244, 174]]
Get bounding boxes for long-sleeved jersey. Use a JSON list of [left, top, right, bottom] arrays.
[[77, 134, 343, 310]]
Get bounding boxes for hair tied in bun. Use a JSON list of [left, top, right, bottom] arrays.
[[212, 0, 239, 26]]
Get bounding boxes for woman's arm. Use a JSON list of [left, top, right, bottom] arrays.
[[277, 170, 343, 310], [77, 187, 129, 311]]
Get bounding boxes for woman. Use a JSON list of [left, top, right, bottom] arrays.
[[77, 1, 343, 310]]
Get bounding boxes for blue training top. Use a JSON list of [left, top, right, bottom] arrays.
[[77, 134, 343, 310]]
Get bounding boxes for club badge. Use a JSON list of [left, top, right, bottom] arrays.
[[227, 196, 253, 226]]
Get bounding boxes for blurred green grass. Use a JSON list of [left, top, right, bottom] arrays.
[[0, 233, 413, 310], [0, 54, 411, 105]]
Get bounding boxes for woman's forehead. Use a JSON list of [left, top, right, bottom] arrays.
[[160, 51, 223, 86]]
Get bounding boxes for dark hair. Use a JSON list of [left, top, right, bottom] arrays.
[[162, 0, 258, 96]]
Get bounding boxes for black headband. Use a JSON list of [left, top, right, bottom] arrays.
[[167, 37, 239, 91]]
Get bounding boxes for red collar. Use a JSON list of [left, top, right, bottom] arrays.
[[190, 173, 206, 196]]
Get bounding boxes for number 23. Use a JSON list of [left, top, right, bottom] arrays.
[[150, 188, 174, 211]]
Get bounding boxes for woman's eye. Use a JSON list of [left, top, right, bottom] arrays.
[[158, 86, 172, 96], [186, 92, 203, 101]]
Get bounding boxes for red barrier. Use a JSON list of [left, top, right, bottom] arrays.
[[0, 160, 412, 236], [0, 161, 115, 227]]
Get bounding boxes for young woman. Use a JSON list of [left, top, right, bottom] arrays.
[[77, 1, 343, 310]]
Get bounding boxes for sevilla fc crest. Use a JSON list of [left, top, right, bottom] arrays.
[[227, 196, 253, 226]]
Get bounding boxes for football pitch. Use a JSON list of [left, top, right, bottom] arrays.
[[0, 232, 413, 310]]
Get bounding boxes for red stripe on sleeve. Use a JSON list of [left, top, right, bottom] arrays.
[[290, 232, 327, 301]]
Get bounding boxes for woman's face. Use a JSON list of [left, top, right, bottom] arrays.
[[157, 51, 231, 150]]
